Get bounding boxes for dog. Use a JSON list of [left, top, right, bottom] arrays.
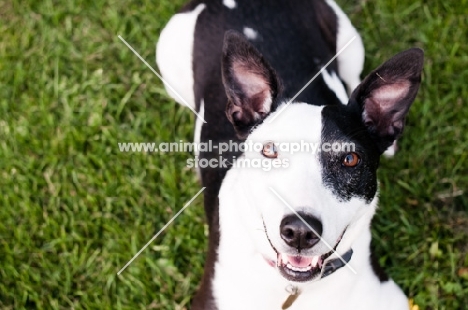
[[156, 0, 423, 309]]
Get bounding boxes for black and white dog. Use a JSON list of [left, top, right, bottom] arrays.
[[157, 0, 423, 309]]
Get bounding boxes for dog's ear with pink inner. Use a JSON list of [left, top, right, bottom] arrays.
[[349, 48, 424, 154], [222, 30, 281, 139]]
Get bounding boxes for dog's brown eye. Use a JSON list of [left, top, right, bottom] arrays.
[[262, 141, 278, 158], [342, 152, 360, 167]]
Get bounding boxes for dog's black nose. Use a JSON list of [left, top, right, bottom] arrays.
[[280, 213, 322, 250]]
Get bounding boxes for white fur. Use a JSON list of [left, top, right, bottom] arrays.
[[194, 99, 205, 156], [194, 99, 205, 178], [243, 27, 258, 40], [325, 0, 365, 94], [213, 104, 408, 309], [156, 4, 206, 110], [223, 0, 237, 9], [322, 70, 349, 104], [383, 141, 397, 157]]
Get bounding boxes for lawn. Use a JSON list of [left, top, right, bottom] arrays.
[[0, 0, 466, 309]]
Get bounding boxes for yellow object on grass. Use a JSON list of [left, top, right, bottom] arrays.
[[409, 299, 420, 310]]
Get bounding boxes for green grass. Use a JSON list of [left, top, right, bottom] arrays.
[[0, 0, 466, 309]]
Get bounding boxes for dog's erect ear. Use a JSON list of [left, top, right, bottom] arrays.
[[349, 48, 424, 154], [222, 30, 281, 139]]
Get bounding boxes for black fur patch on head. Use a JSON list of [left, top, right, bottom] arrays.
[[320, 104, 380, 203]]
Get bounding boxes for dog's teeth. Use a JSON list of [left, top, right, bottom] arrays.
[[285, 262, 313, 272], [311, 256, 319, 267]]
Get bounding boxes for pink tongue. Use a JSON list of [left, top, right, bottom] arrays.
[[287, 255, 313, 268]]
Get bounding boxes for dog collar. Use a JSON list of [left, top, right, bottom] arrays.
[[320, 248, 353, 279]]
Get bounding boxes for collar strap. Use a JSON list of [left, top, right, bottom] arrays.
[[320, 249, 353, 279]]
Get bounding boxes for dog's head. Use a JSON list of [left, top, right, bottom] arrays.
[[219, 31, 424, 282]]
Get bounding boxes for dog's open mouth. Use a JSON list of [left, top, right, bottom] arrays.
[[276, 250, 334, 282], [263, 219, 348, 282]]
